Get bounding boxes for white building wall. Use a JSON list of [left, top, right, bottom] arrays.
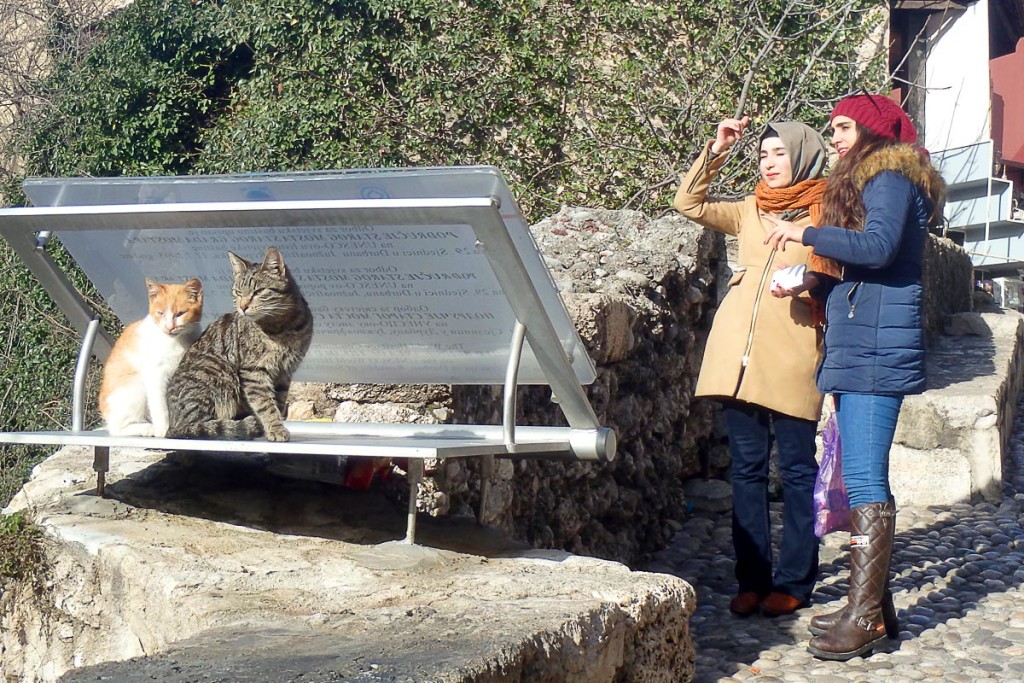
[[924, 0, 991, 152]]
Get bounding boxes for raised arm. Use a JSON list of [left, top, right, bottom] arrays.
[[763, 172, 916, 269], [801, 172, 914, 268], [673, 117, 750, 235]]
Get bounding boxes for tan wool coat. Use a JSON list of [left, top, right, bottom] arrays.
[[674, 142, 824, 421]]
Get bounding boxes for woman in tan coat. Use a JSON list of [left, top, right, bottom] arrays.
[[674, 116, 838, 618]]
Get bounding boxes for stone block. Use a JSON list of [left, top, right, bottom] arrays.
[[2, 445, 697, 683], [563, 293, 637, 364], [944, 311, 993, 337], [889, 311, 1022, 506], [890, 445, 972, 507]]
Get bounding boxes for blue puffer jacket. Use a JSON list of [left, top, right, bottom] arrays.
[[803, 146, 943, 396]]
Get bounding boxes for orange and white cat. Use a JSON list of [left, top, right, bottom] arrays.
[[99, 278, 203, 437]]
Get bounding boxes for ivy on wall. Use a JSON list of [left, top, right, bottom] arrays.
[[0, 0, 887, 505], [16, 0, 887, 217]]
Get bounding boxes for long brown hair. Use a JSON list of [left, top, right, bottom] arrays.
[[820, 124, 894, 231]]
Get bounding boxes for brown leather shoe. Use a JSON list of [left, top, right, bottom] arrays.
[[729, 591, 762, 617], [760, 591, 808, 617], [808, 589, 898, 637]]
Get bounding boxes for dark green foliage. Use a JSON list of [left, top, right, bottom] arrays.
[[0, 228, 107, 506], [0, 511, 49, 593], [17, 0, 887, 215], [1, 0, 886, 506]]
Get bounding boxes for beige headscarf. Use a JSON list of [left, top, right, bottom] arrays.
[[760, 121, 829, 184], [755, 121, 829, 223]]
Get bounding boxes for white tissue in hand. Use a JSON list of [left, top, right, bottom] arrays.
[[771, 264, 806, 291]]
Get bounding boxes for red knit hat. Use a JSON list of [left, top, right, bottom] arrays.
[[830, 94, 917, 144]]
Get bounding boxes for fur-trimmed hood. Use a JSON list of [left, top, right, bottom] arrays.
[[853, 144, 946, 225]]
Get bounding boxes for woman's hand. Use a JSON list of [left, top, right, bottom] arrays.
[[711, 116, 751, 154], [771, 271, 820, 298], [762, 212, 806, 252]]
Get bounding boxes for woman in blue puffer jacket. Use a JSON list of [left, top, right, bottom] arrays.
[[762, 94, 945, 662]]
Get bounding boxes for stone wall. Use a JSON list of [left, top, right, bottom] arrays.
[[457, 208, 724, 562], [1, 445, 698, 683], [923, 233, 974, 342], [891, 308, 1024, 505], [292, 207, 725, 565]]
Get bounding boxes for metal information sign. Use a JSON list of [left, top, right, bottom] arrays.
[[19, 167, 596, 386]]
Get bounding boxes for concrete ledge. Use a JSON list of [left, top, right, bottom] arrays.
[[1, 445, 695, 682], [892, 309, 1024, 506]]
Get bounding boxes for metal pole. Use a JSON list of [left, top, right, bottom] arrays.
[[94, 446, 109, 497], [477, 455, 493, 526], [404, 459, 424, 544], [502, 321, 527, 447], [73, 318, 101, 432]]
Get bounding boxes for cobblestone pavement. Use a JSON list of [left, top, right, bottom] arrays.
[[641, 405, 1024, 683]]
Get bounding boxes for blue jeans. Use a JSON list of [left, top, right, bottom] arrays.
[[723, 402, 819, 602], [833, 393, 904, 508]]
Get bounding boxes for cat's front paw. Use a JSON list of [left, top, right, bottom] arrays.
[[114, 422, 154, 437], [266, 424, 290, 442]]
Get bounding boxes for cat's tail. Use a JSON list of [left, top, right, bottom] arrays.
[[168, 415, 264, 440]]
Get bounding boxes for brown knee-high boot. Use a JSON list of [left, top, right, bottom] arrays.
[[807, 502, 897, 660], [808, 501, 898, 638]]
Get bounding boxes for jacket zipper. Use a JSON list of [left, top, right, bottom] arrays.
[[741, 250, 775, 368], [847, 281, 862, 319], [823, 285, 831, 333]]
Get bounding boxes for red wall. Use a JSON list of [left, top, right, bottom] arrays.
[[991, 37, 1024, 168]]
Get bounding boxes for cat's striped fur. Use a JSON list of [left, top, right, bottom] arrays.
[[167, 247, 312, 441]]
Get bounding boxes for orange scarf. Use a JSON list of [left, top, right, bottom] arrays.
[[754, 177, 840, 328], [754, 178, 826, 225]]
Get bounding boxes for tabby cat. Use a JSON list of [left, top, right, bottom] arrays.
[[166, 247, 313, 441], [99, 278, 204, 437]]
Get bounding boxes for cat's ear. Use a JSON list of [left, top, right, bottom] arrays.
[[145, 278, 163, 300], [261, 247, 287, 279], [184, 278, 203, 303], [227, 252, 249, 276]]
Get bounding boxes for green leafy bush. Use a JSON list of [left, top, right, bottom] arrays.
[[0, 224, 107, 505], [17, 0, 886, 214], [0, 511, 48, 593]]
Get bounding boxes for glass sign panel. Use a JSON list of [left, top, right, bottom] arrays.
[[23, 167, 596, 386]]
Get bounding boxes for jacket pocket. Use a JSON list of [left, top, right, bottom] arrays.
[[727, 267, 747, 288]]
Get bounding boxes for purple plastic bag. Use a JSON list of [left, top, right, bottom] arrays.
[[813, 413, 850, 537]]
